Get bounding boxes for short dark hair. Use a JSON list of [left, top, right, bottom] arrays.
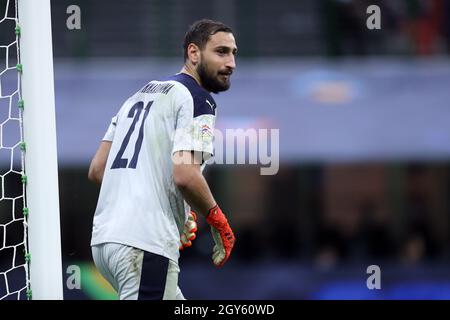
[[183, 19, 233, 61]]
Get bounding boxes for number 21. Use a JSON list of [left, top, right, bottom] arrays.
[[111, 100, 153, 169]]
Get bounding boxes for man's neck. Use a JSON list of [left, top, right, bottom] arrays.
[[180, 65, 202, 87]]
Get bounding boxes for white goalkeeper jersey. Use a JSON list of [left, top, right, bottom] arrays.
[[91, 73, 216, 262]]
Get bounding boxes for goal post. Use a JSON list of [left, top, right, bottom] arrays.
[[18, 0, 63, 299]]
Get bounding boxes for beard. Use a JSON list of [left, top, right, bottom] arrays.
[[197, 59, 231, 94]]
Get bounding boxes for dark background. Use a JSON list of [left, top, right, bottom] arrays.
[[1, 0, 450, 299]]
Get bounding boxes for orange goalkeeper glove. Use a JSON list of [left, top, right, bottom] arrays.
[[179, 211, 197, 250], [206, 205, 235, 267]]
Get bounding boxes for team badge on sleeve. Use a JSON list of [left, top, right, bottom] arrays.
[[201, 124, 213, 137]]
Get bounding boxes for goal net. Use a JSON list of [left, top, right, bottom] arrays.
[[0, 0, 30, 300], [1, 0, 63, 300]]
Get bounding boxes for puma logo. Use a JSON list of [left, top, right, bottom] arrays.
[[206, 100, 215, 111]]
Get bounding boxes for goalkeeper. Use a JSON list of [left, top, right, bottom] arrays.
[[88, 19, 236, 300]]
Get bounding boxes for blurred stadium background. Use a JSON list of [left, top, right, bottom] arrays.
[[3, 0, 450, 299]]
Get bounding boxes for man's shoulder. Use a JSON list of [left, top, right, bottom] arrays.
[[166, 74, 216, 117]]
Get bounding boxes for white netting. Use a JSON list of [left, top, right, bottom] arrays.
[[0, 0, 30, 300]]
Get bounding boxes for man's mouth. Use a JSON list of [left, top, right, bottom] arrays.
[[219, 70, 232, 76], [218, 71, 232, 80]]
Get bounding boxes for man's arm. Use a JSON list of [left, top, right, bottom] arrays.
[[173, 150, 235, 267], [88, 141, 112, 185], [172, 151, 216, 217]]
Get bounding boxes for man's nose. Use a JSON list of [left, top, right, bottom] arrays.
[[226, 55, 236, 70]]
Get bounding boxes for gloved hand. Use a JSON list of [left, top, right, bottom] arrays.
[[206, 205, 235, 267], [179, 211, 197, 250]]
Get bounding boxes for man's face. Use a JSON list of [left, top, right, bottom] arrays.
[[197, 31, 237, 94]]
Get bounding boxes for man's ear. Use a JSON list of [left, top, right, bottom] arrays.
[[187, 43, 200, 66]]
